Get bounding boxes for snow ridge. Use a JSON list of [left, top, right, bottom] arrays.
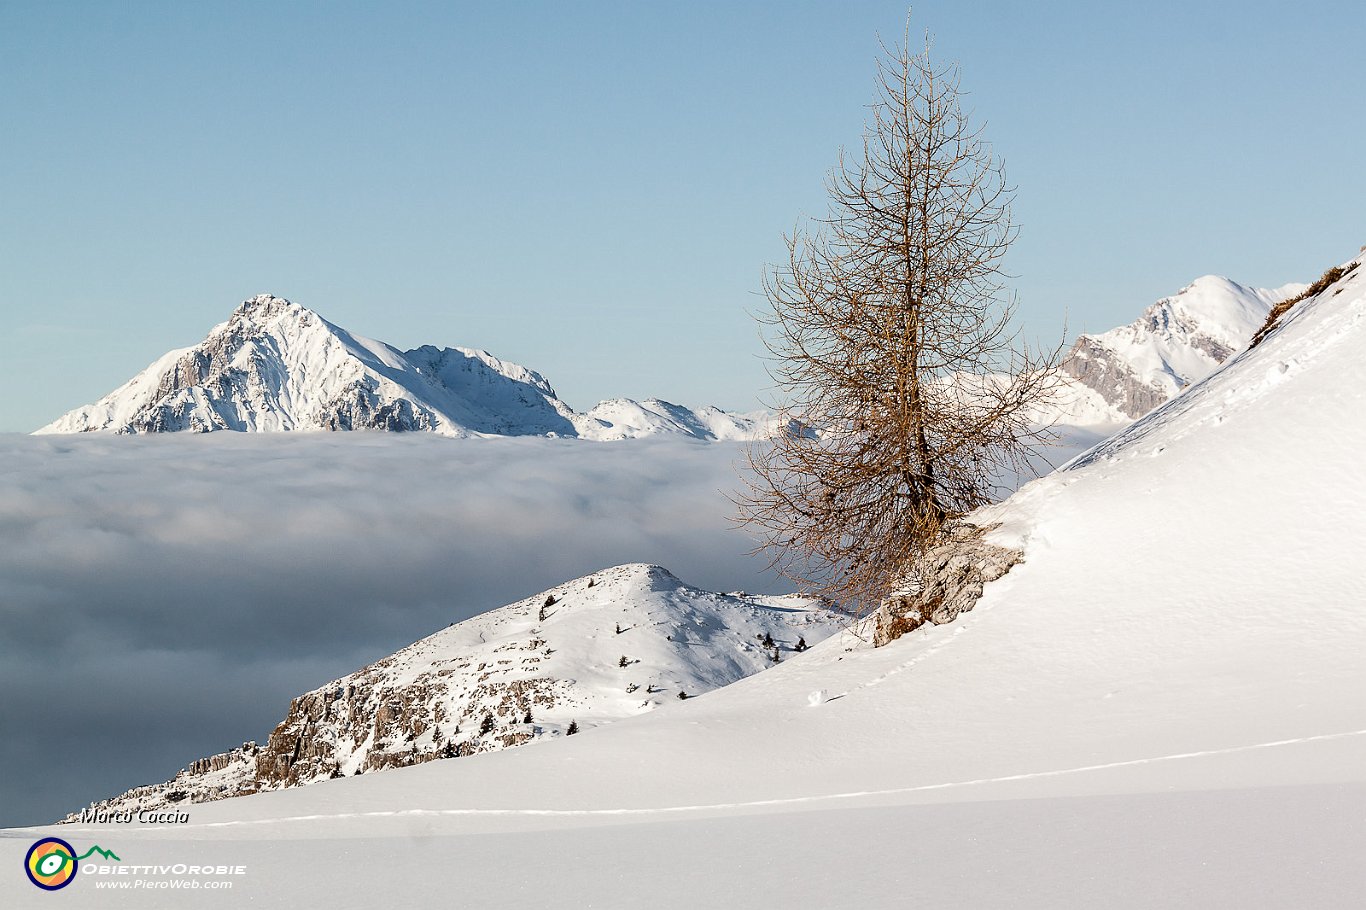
[[63, 563, 843, 820]]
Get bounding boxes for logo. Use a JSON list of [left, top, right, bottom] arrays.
[[23, 839, 120, 891]]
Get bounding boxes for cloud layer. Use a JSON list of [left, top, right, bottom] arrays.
[[0, 433, 775, 826]]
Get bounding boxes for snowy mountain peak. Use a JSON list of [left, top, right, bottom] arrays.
[[601, 562, 681, 589], [36, 294, 763, 440], [1059, 275, 1303, 418], [233, 292, 301, 321], [39, 275, 1304, 441], [1149, 275, 1290, 349]]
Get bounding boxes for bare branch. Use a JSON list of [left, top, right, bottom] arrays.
[[737, 30, 1062, 614]]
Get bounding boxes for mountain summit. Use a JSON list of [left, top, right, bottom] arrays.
[[37, 295, 765, 439], [1059, 276, 1303, 418]]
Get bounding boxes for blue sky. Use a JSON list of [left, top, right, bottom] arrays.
[[2, 0, 1362, 432]]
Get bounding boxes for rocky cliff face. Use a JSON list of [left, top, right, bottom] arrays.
[[64, 743, 265, 815], [872, 523, 1023, 647], [62, 564, 844, 821], [1061, 334, 1172, 419], [1059, 276, 1301, 419]]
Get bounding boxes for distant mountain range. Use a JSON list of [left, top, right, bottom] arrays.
[[36, 295, 767, 440], [38, 277, 1302, 437]]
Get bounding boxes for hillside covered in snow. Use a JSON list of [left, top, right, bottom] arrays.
[[65, 564, 842, 820], [16, 252, 1364, 908]]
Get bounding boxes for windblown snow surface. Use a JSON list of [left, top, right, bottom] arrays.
[[5, 258, 1365, 908]]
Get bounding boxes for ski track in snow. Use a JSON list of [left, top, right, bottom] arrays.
[[59, 728, 1362, 832]]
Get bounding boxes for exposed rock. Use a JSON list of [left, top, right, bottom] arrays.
[[1060, 335, 1171, 419], [1058, 276, 1296, 419], [61, 564, 845, 821], [59, 743, 261, 822], [872, 523, 1023, 647]]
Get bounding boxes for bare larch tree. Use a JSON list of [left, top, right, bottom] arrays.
[[740, 33, 1059, 614]]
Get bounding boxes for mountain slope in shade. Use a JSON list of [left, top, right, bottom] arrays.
[[35, 295, 760, 440], [1059, 275, 1303, 418], [63, 564, 842, 820]]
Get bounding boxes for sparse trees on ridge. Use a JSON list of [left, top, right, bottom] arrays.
[[740, 28, 1059, 615]]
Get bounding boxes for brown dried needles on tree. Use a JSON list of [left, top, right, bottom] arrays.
[[739, 32, 1060, 615]]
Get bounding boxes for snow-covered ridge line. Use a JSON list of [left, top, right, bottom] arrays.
[[40, 275, 1293, 438], [63, 563, 844, 821], [36, 294, 770, 440], [1058, 275, 1303, 418]]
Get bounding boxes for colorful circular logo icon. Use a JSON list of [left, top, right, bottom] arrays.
[[25, 838, 78, 891]]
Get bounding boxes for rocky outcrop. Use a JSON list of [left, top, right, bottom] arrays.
[[61, 564, 844, 822], [59, 743, 261, 821], [1060, 335, 1171, 419], [872, 523, 1023, 646], [251, 664, 570, 788], [316, 383, 438, 432]]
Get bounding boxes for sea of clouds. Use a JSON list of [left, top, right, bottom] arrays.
[[0, 432, 779, 826], [0, 421, 1107, 827]]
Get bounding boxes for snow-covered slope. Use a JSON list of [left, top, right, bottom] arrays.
[[1059, 275, 1303, 417], [573, 398, 769, 441], [36, 295, 761, 440], [18, 255, 1364, 907], [63, 564, 842, 820]]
